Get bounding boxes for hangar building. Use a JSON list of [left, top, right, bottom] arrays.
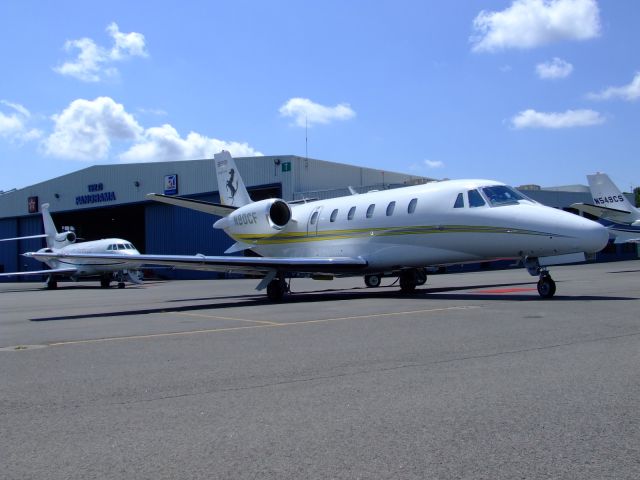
[[0, 155, 430, 279]]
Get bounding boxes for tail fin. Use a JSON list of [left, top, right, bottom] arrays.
[[214, 151, 252, 207], [41, 203, 58, 248], [587, 173, 637, 214]]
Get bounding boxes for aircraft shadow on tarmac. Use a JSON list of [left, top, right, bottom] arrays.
[[29, 281, 636, 322]]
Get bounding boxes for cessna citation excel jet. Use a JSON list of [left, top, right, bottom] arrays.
[[28, 152, 608, 300], [0, 203, 142, 289], [571, 173, 640, 244]]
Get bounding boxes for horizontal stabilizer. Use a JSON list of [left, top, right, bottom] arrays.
[[570, 203, 633, 224], [146, 193, 237, 217]]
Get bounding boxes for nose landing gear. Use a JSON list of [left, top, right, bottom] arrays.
[[524, 257, 557, 299], [536, 271, 556, 299]]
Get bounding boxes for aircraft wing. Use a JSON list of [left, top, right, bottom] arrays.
[[0, 267, 78, 278], [146, 193, 236, 217], [0, 233, 48, 242], [569, 203, 633, 224], [24, 252, 368, 276]]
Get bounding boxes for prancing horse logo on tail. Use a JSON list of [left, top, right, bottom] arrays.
[[226, 169, 238, 202]]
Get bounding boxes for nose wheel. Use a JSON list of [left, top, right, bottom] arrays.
[[537, 272, 556, 299]]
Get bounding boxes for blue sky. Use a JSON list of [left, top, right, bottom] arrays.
[[1, 0, 639, 192]]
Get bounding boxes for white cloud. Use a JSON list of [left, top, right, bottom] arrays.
[[42, 96, 262, 162], [279, 98, 355, 127], [44, 97, 144, 160], [424, 159, 444, 169], [120, 124, 262, 162], [511, 108, 605, 129], [536, 57, 574, 79], [587, 72, 640, 101], [54, 22, 148, 82], [0, 100, 42, 142], [471, 0, 600, 53]]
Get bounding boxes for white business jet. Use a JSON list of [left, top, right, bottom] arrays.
[[571, 173, 640, 243], [27, 152, 608, 300], [0, 203, 142, 289]]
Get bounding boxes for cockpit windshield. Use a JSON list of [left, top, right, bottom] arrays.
[[481, 185, 533, 207]]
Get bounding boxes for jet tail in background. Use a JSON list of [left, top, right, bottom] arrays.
[[587, 173, 639, 220], [214, 151, 252, 207]]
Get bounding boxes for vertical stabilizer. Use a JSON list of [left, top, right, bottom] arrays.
[[41, 203, 58, 248], [214, 151, 252, 207], [587, 173, 638, 214]]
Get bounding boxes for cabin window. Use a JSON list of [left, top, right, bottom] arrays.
[[386, 201, 396, 216], [468, 189, 486, 208], [330, 209, 338, 222], [408, 198, 418, 214], [348, 206, 356, 220], [454, 193, 464, 208], [310, 211, 318, 225], [366, 204, 375, 218]]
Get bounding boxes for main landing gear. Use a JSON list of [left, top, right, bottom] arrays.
[[46, 275, 58, 290], [266, 277, 289, 302], [525, 257, 556, 299], [364, 268, 428, 293]]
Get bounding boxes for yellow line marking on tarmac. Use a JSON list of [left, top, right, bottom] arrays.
[[47, 305, 480, 347], [172, 311, 281, 325]]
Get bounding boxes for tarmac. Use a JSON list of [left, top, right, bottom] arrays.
[[2, 260, 640, 479]]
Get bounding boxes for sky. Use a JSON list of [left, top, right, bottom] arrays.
[[1, 0, 639, 193]]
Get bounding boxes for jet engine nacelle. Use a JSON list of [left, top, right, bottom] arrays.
[[54, 231, 76, 245], [632, 219, 640, 227], [216, 198, 292, 237]]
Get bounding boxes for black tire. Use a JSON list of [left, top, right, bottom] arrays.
[[364, 274, 381, 288], [399, 270, 417, 293], [100, 278, 111, 288], [46, 280, 57, 290], [537, 277, 556, 298], [266, 279, 286, 302], [117, 282, 126, 289], [415, 268, 427, 286]]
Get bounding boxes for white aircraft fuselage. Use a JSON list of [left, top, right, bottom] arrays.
[[216, 179, 607, 271], [36, 238, 142, 277]]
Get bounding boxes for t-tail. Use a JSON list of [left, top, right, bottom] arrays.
[[42, 203, 76, 249], [214, 151, 252, 207], [587, 173, 639, 218]]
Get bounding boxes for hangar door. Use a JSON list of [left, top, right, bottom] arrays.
[[52, 204, 146, 252]]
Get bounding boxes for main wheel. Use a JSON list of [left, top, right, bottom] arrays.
[[364, 274, 381, 288], [266, 279, 287, 302], [100, 277, 111, 288], [537, 277, 556, 298], [399, 270, 417, 293], [46, 277, 58, 290], [117, 282, 126, 289], [415, 268, 427, 286]]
